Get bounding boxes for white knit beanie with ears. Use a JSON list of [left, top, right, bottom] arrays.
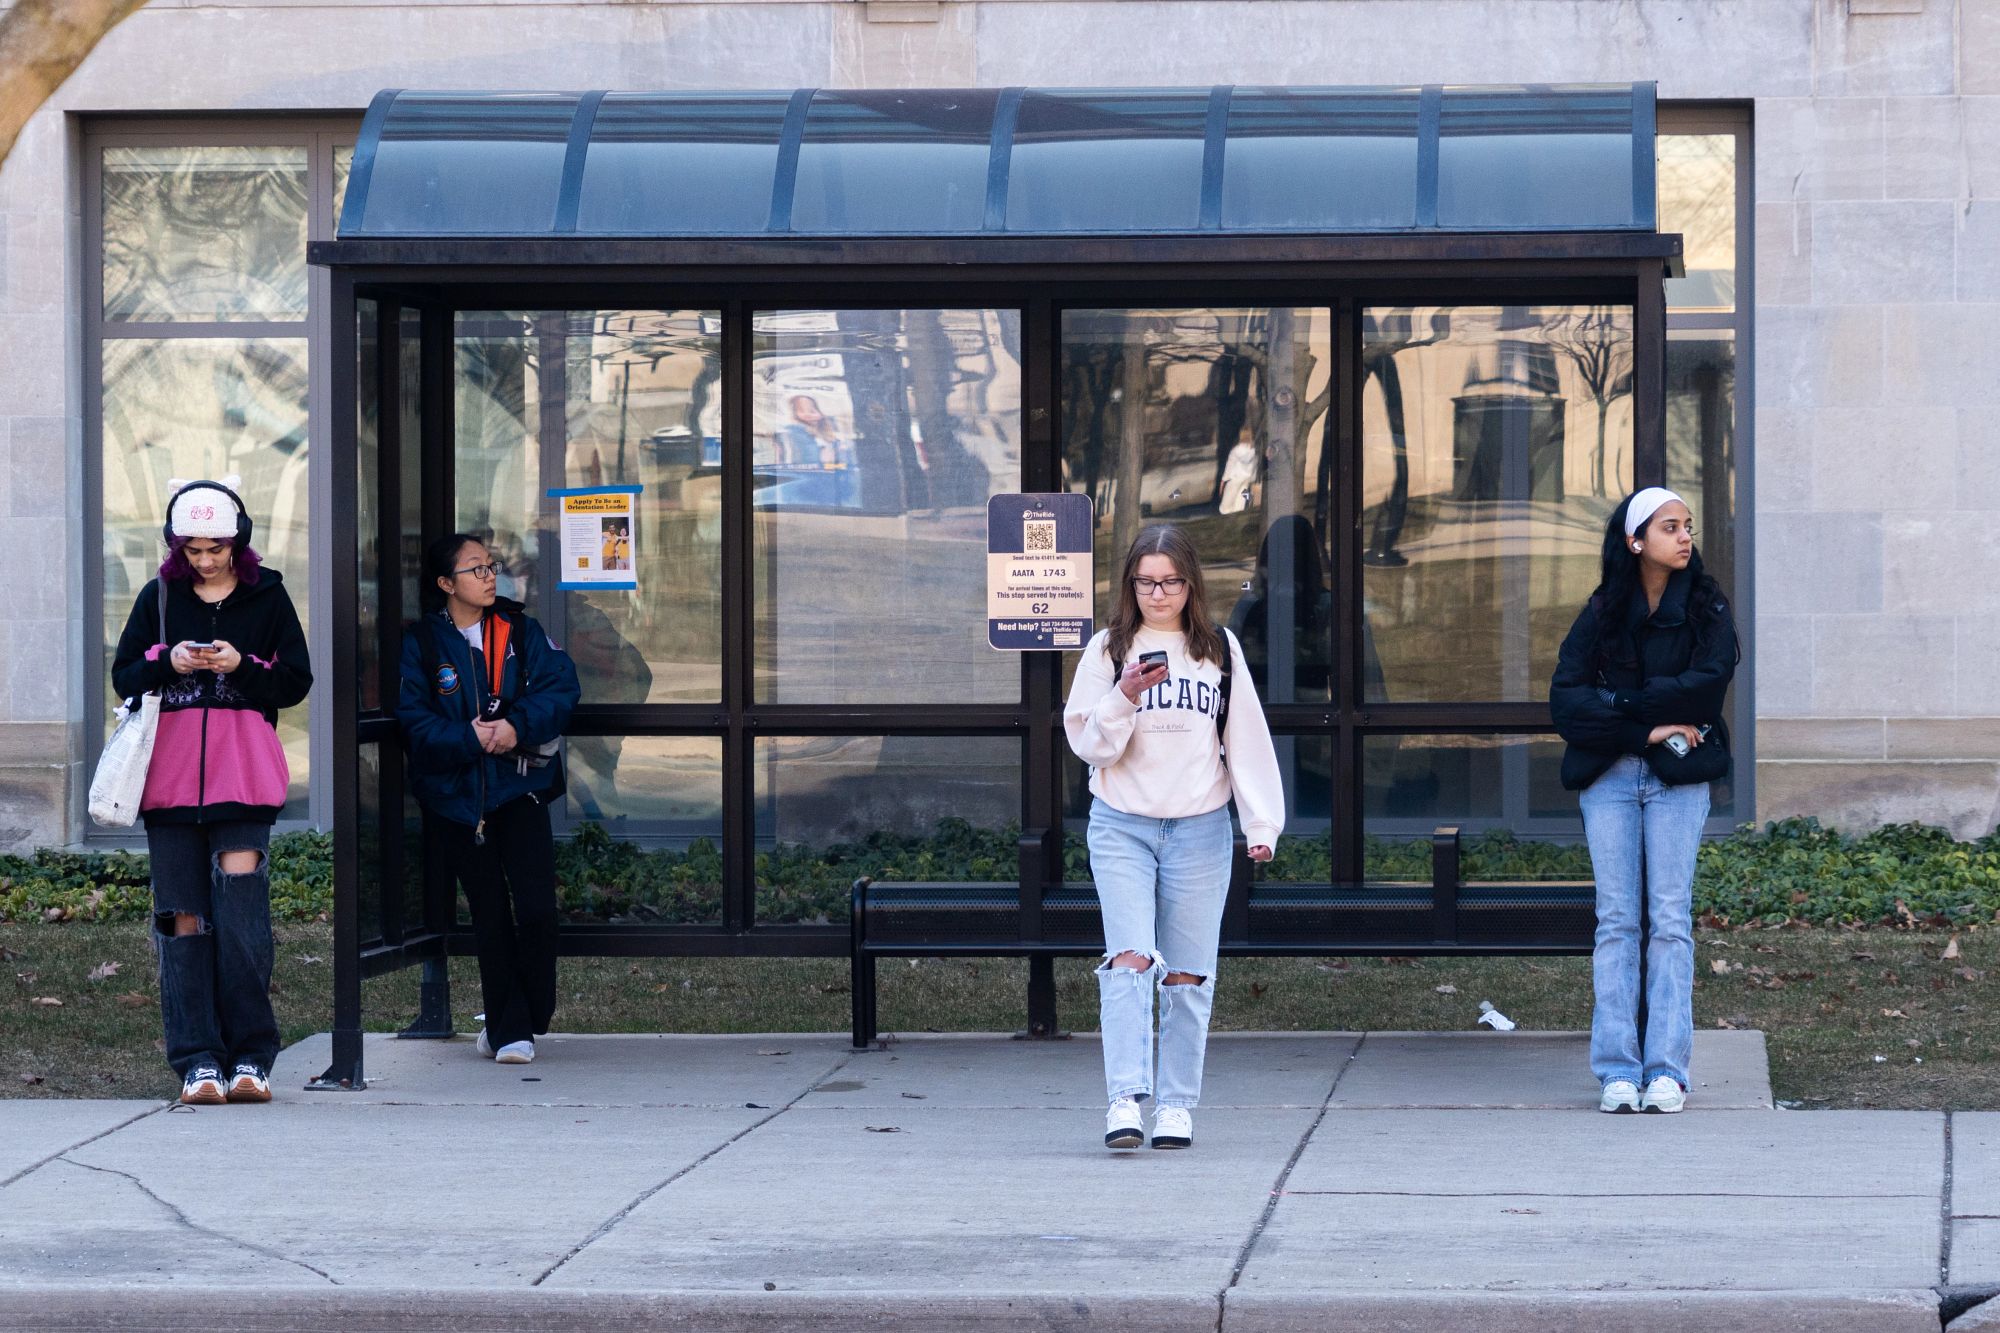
[[166, 475, 245, 540]]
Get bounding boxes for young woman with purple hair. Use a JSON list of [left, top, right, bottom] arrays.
[[108, 477, 312, 1106]]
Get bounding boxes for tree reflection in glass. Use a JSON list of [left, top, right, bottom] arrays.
[[1361, 305, 1633, 704], [102, 146, 308, 323]]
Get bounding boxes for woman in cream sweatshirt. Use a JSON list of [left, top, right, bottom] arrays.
[[1063, 523, 1285, 1151]]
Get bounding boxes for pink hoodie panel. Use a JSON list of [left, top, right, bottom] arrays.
[[141, 708, 291, 812]]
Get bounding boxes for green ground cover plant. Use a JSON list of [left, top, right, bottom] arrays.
[[8, 818, 2000, 930]]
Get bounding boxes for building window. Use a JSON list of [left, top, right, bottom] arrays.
[[1658, 107, 1750, 823], [85, 122, 356, 833]]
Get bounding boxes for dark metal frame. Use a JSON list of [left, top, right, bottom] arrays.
[[311, 230, 1680, 1089]]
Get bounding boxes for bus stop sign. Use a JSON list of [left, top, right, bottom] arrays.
[[986, 493, 1094, 651]]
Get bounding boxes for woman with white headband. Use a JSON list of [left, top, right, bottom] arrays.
[[1550, 487, 1739, 1114]]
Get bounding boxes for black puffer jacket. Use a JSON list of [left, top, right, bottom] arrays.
[[1549, 554, 1739, 791]]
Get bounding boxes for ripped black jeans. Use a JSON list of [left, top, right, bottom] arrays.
[[145, 821, 277, 1079]]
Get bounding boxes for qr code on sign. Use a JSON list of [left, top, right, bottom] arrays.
[[1024, 520, 1056, 553]]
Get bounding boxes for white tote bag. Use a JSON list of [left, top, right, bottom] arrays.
[[88, 588, 166, 828]]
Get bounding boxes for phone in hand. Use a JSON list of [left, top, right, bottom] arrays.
[[1137, 649, 1170, 685], [1663, 723, 1712, 758], [186, 642, 216, 653]]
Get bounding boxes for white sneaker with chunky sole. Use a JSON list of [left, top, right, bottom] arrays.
[[474, 1028, 494, 1058], [1104, 1097, 1144, 1149], [1599, 1079, 1641, 1114], [1151, 1106, 1193, 1149], [495, 1040, 535, 1065], [1641, 1077, 1686, 1114]]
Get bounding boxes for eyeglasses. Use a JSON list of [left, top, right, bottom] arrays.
[[452, 562, 504, 580], [1131, 577, 1189, 596]]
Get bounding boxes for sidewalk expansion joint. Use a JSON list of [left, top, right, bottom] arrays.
[[1274, 1190, 1933, 1200], [1223, 1032, 1364, 1295], [530, 1047, 859, 1287], [0, 1102, 170, 1193], [58, 1156, 338, 1284], [1944, 1110, 1956, 1288]]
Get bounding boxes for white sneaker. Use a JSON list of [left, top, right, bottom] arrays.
[[1151, 1105, 1193, 1149], [1104, 1097, 1144, 1149], [1599, 1079, 1641, 1114], [474, 1028, 494, 1058], [495, 1040, 535, 1065], [1640, 1076, 1686, 1114]]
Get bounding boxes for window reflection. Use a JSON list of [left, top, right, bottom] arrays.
[[99, 336, 311, 816], [752, 309, 1021, 704], [563, 310, 722, 704], [1059, 308, 1335, 705], [755, 735, 1019, 924], [453, 311, 544, 611], [102, 146, 308, 322], [1362, 733, 1587, 879], [1361, 305, 1632, 703], [1667, 330, 1737, 816], [1659, 134, 1736, 313]]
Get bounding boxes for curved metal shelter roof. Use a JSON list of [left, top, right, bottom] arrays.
[[340, 84, 1657, 240]]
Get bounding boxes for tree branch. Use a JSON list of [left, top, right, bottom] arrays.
[[0, 0, 149, 170]]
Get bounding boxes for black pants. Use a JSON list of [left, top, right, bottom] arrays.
[[145, 821, 277, 1078], [427, 796, 559, 1047]]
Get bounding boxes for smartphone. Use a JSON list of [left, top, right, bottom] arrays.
[[186, 641, 216, 652], [1663, 723, 1712, 758], [1137, 649, 1170, 685]]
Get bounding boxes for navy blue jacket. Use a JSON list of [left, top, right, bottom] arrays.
[[1549, 557, 1739, 792], [397, 604, 581, 826]]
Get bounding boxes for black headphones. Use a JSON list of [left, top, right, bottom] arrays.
[[163, 480, 253, 550]]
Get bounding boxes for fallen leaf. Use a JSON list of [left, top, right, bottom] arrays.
[[1710, 959, 1731, 976], [1714, 1017, 1737, 1030], [1433, 984, 1458, 995], [1906, 1038, 1922, 1048], [19, 1072, 44, 1085], [295, 955, 324, 966], [86, 962, 120, 983], [41, 907, 65, 924], [1944, 936, 1963, 960], [1955, 967, 1985, 983], [30, 996, 62, 1007], [863, 1126, 903, 1133], [1248, 982, 1267, 998], [1850, 952, 1876, 962], [1755, 945, 1780, 954], [0, 945, 19, 962], [1788, 890, 1808, 905], [1882, 1008, 1909, 1019], [114, 991, 153, 1010], [755, 1049, 791, 1057], [1385, 957, 1417, 967]]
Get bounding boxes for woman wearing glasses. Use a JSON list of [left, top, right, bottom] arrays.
[[1064, 524, 1285, 1151], [1551, 489, 1738, 1114], [399, 535, 580, 1065]]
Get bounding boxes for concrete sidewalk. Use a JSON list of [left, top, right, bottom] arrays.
[[0, 1029, 1983, 1331]]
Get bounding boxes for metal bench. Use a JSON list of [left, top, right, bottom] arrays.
[[848, 826, 1593, 1048]]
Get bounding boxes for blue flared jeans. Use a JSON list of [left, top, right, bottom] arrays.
[[1580, 756, 1709, 1090]]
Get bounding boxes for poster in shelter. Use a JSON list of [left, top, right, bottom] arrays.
[[549, 484, 641, 590]]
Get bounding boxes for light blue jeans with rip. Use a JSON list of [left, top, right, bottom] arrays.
[[1088, 798, 1232, 1110], [1580, 755, 1710, 1091]]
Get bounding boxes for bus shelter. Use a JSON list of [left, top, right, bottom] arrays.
[[309, 83, 1681, 1088]]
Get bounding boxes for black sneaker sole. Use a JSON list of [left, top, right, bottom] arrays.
[[1104, 1129, 1144, 1149], [1151, 1136, 1191, 1150]]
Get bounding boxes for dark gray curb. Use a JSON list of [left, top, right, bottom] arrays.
[[1223, 1289, 1943, 1332], [0, 1289, 1218, 1333]]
